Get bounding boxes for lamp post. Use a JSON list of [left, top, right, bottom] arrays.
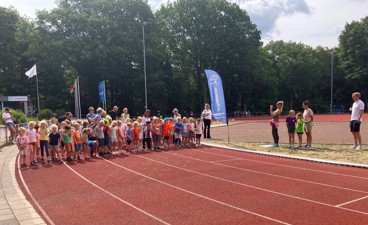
[[330, 51, 334, 114], [143, 22, 148, 110]]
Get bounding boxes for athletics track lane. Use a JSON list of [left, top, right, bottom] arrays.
[[102, 150, 368, 224]]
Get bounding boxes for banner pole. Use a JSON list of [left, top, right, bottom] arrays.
[[78, 76, 82, 118], [36, 74, 41, 117]]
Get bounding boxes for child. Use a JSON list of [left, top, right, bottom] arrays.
[[174, 117, 183, 147], [269, 101, 284, 147], [144, 121, 153, 150], [137, 117, 144, 151], [38, 120, 50, 163], [168, 118, 174, 148], [161, 118, 170, 149], [117, 120, 124, 155], [126, 122, 133, 153], [286, 110, 297, 148], [94, 120, 106, 157], [27, 121, 37, 166], [195, 119, 203, 146], [132, 121, 140, 151], [82, 128, 91, 159], [188, 117, 195, 146], [62, 125, 73, 162], [296, 112, 305, 150], [152, 117, 161, 149], [103, 120, 111, 154], [73, 123, 83, 160], [49, 124, 62, 163], [59, 121, 66, 160], [110, 121, 118, 154], [16, 127, 28, 168], [182, 117, 190, 147]]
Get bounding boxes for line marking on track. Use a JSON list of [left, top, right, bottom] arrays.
[[336, 195, 368, 207], [166, 151, 368, 194], [17, 157, 56, 225], [211, 158, 244, 163], [194, 148, 368, 180], [62, 162, 170, 225], [103, 159, 291, 225], [136, 153, 368, 216]]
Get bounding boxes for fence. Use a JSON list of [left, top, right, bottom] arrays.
[[0, 125, 9, 143]]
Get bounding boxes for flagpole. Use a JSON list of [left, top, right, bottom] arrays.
[[78, 77, 81, 119], [103, 80, 107, 111], [36, 74, 41, 117]]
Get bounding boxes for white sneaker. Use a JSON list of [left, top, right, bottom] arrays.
[[351, 145, 358, 149], [356, 146, 363, 150]]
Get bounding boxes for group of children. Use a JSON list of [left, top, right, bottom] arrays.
[[15, 113, 204, 169], [285, 110, 305, 149]]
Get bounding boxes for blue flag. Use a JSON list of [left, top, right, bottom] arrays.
[[98, 81, 105, 102], [204, 69, 228, 125]]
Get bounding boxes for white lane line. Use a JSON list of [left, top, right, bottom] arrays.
[[211, 158, 244, 163], [103, 159, 291, 225], [17, 157, 56, 225], [336, 195, 368, 207], [167, 151, 368, 194], [194, 149, 368, 180], [63, 162, 170, 225], [137, 154, 368, 216]]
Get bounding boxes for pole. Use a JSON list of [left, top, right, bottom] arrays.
[[36, 74, 40, 117], [143, 22, 148, 109], [103, 80, 107, 111], [78, 76, 82, 118], [227, 124, 230, 143], [74, 78, 79, 118], [330, 52, 334, 114]]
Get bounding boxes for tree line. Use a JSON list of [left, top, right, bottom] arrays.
[[0, 0, 367, 117]]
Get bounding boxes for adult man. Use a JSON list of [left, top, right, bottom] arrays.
[[2, 107, 16, 142], [58, 112, 73, 124], [86, 107, 96, 124], [350, 92, 364, 150], [108, 106, 119, 121]]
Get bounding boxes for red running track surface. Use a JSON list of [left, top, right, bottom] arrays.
[[18, 147, 368, 225]]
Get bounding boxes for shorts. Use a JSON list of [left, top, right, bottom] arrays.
[[196, 134, 202, 139], [28, 142, 37, 147], [110, 138, 117, 143], [18, 148, 26, 156], [74, 144, 82, 151], [88, 140, 95, 148], [61, 141, 65, 148], [350, 120, 361, 132], [104, 135, 110, 146], [296, 132, 304, 135], [175, 133, 182, 139], [126, 139, 132, 145], [287, 126, 296, 133], [64, 143, 72, 151], [153, 134, 160, 142], [49, 145, 59, 152], [6, 122, 15, 128], [182, 132, 189, 138], [304, 121, 313, 133], [98, 138, 105, 147], [164, 136, 169, 140]]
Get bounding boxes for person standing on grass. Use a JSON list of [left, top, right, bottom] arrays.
[[286, 110, 296, 149], [2, 107, 16, 142], [302, 100, 314, 149], [269, 101, 283, 147], [350, 92, 364, 150], [295, 112, 305, 150], [202, 103, 212, 139]]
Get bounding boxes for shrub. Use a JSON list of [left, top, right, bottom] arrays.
[[39, 108, 55, 120], [0, 108, 28, 124]]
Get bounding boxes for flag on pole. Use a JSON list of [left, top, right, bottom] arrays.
[[69, 80, 76, 96], [204, 69, 228, 125], [25, 64, 37, 78]]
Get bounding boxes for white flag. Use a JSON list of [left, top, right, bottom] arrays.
[[25, 64, 37, 78]]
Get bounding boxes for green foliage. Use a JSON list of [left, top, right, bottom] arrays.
[[39, 108, 55, 120]]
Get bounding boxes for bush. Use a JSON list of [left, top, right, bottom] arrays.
[[0, 108, 28, 124], [39, 108, 55, 120]]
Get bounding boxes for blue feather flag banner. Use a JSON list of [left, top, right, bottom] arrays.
[[204, 69, 228, 125]]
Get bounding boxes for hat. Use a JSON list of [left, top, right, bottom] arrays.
[[4, 107, 9, 111], [164, 117, 169, 121]]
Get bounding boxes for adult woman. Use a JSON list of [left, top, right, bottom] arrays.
[[172, 108, 181, 123], [269, 101, 283, 147], [303, 100, 314, 148], [2, 107, 16, 142], [202, 103, 212, 139]]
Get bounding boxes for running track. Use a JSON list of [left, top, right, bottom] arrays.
[[17, 147, 368, 225]]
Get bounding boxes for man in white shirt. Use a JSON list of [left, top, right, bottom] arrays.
[[2, 107, 16, 142], [202, 103, 212, 139], [350, 92, 364, 150]]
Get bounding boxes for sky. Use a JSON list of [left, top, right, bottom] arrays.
[[1, 0, 367, 48]]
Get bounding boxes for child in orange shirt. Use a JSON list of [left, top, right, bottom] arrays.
[[161, 118, 170, 149], [73, 123, 83, 160], [132, 121, 140, 151]]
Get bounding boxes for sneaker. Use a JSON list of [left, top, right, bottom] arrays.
[[288, 145, 292, 148], [271, 144, 279, 148], [298, 146, 302, 150], [351, 145, 358, 149], [356, 146, 363, 150], [304, 144, 309, 147], [31, 161, 36, 166]]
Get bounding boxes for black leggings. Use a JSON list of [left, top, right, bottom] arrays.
[[271, 123, 279, 144], [40, 140, 49, 157], [204, 119, 211, 138]]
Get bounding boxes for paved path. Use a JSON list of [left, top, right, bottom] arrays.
[[0, 145, 46, 225]]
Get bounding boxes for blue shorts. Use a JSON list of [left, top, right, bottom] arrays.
[[6, 122, 15, 128], [88, 140, 94, 148], [74, 144, 82, 151]]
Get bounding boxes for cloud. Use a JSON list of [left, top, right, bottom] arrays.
[[239, 0, 311, 35]]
